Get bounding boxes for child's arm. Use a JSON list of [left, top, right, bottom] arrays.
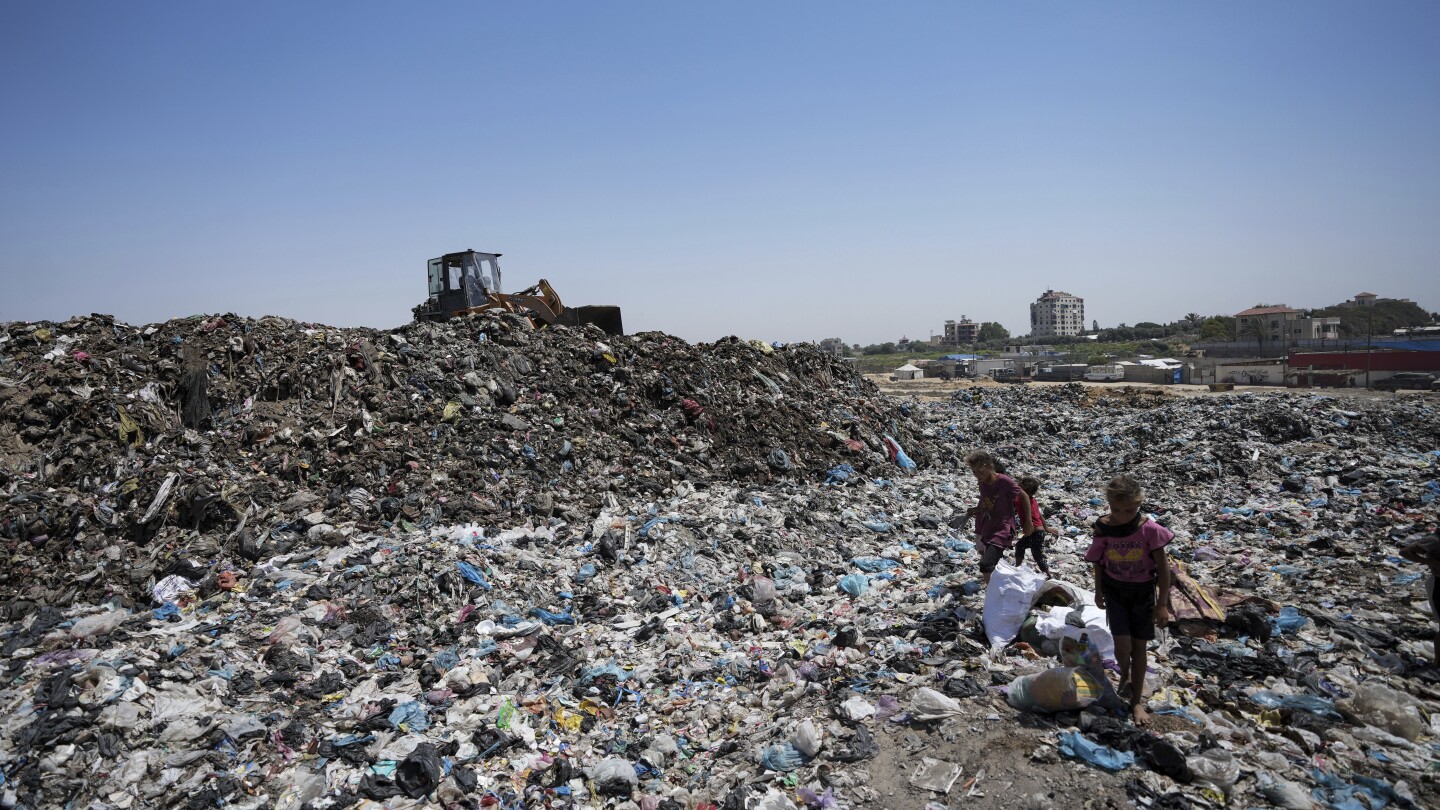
[[1092, 563, 1107, 608], [1153, 548, 1171, 626], [1043, 520, 1060, 537], [1400, 543, 1440, 569], [1017, 489, 1035, 536]]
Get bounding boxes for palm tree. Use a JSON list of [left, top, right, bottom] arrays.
[[1238, 317, 1268, 355]]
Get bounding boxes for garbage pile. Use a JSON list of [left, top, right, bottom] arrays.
[[0, 312, 1438, 810], [0, 312, 923, 609]]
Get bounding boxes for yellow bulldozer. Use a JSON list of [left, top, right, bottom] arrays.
[[412, 249, 624, 335]]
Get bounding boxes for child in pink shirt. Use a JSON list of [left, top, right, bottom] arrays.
[[1085, 474, 1171, 726]]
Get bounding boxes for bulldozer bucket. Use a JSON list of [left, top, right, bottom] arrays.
[[557, 305, 624, 336]]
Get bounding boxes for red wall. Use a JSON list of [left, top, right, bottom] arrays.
[[1289, 350, 1440, 372]]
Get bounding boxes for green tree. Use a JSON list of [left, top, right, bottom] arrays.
[[1309, 300, 1430, 338], [1199, 317, 1232, 341], [1135, 322, 1162, 329], [977, 322, 1010, 342], [1237, 316, 1268, 353], [1087, 354, 1111, 366], [861, 342, 897, 355]]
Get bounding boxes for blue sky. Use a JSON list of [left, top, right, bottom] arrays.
[[3, 2, 1437, 345]]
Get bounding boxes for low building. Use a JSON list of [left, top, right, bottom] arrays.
[[818, 337, 847, 356]]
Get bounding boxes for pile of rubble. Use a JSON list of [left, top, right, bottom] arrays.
[[1, 313, 1438, 810], [0, 313, 923, 608]]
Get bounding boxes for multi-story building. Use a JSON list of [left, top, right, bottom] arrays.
[[1030, 291, 1085, 337], [943, 317, 980, 345], [1233, 306, 1341, 343]]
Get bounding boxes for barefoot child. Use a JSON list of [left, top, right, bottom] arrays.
[[963, 450, 1034, 585], [1085, 474, 1171, 725], [1013, 475, 1059, 576]]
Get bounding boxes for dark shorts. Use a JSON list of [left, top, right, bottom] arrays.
[[978, 541, 1006, 574], [1102, 576, 1158, 641]]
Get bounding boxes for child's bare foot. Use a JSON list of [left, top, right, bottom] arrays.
[[1131, 703, 1151, 726]]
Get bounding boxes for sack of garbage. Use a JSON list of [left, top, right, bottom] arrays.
[[983, 560, 1047, 647], [1337, 681, 1430, 741], [1007, 666, 1105, 713], [1007, 640, 1126, 714]]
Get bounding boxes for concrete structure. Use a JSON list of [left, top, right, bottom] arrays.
[[1288, 349, 1440, 388], [1214, 358, 1288, 386], [1030, 291, 1085, 337], [1234, 306, 1302, 342], [818, 338, 846, 356], [943, 317, 980, 345], [924, 359, 962, 379], [1233, 306, 1340, 343]]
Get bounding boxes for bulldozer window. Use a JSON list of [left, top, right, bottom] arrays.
[[427, 259, 445, 295]]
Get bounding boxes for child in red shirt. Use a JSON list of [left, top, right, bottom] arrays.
[[1013, 475, 1058, 576]]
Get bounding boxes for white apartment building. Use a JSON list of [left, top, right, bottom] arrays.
[[1030, 290, 1085, 337]]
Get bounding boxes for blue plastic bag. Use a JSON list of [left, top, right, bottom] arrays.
[[839, 574, 868, 597], [1271, 606, 1308, 635], [529, 608, 575, 626], [388, 701, 430, 732], [1249, 690, 1341, 720], [1058, 731, 1133, 771], [456, 561, 491, 590], [759, 742, 808, 772]]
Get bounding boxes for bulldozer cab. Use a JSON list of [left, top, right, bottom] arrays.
[[427, 251, 503, 313]]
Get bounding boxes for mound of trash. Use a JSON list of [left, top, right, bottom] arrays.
[[2, 313, 1439, 810], [0, 313, 924, 607]]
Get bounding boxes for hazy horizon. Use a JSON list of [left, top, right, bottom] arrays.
[[3, 3, 1437, 345]]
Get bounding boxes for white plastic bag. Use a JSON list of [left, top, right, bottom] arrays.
[[1033, 605, 1115, 662], [1339, 682, 1429, 741], [910, 687, 964, 721], [983, 561, 1048, 647]]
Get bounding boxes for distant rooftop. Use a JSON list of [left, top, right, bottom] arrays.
[[1235, 305, 1300, 317]]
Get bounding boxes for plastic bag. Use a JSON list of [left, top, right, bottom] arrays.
[[1270, 605, 1308, 635], [1033, 604, 1115, 663], [792, 719, 823, 758], [1007, 667, 1104, 713], [838, 574, 868, 597], [1257, 773, 1312, 810], [587, 757, 639, 793], [1249, 690, 1341, 720], [66, 610, 128, 639], [983, 561, 1047, 647], [910, 687, 963, 721], [1338, 681, 1429, 741], [396, 742, 443, 799], [1057, 731, 1134, 771], [759, 741, 807, 772], [1186, 748, 1239, 796]]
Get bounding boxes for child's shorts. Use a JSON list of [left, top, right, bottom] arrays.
[[978, 542, 1006, 574], [1101, 576, 1159, 641]]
